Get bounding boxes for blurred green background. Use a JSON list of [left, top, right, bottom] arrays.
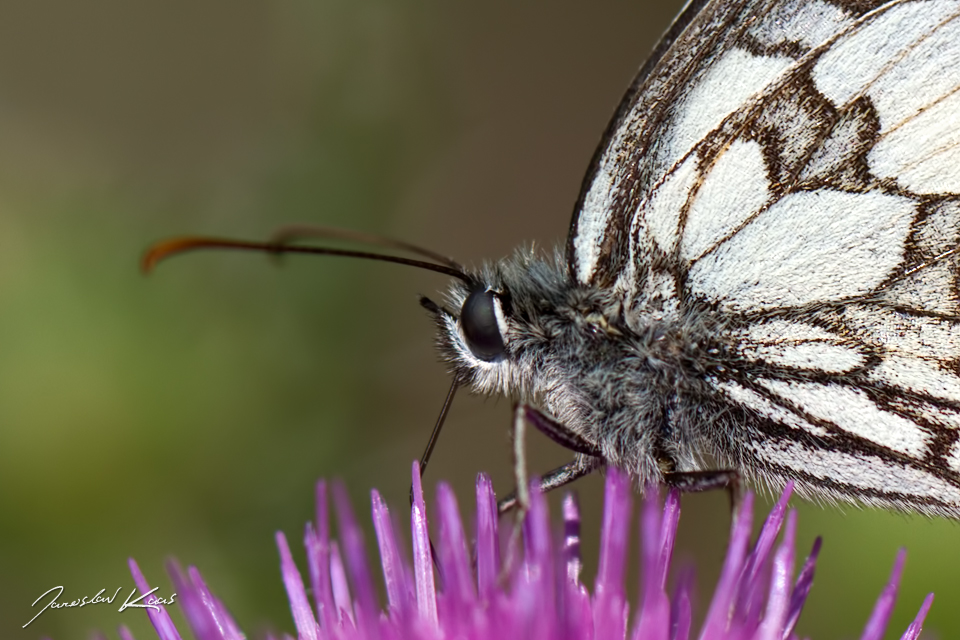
[[0, 1, 957, 638]]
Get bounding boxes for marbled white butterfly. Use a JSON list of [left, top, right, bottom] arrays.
[[146, 0, 960, 518]]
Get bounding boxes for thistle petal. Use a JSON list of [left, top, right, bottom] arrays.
[[122, 465, 935, 640]]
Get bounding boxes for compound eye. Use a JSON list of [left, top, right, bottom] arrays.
[[460, 289, 506, 361]]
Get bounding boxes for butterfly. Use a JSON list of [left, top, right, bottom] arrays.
[[146, 0, 960, 518]]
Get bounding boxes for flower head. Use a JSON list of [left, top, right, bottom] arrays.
[[125, 463, 934, 639]]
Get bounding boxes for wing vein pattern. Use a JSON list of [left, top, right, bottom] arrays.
[[571, 0, 960, 515]]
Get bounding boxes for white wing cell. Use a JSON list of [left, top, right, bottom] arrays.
[[680, 139, 771, 261], [687, 190, 916, 310]]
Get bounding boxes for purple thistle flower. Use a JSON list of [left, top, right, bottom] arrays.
[[125, 461, 934, 640]]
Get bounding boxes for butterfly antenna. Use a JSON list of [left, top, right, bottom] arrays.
[[270, 224, 464, 271], [142, 234, 472, 283]]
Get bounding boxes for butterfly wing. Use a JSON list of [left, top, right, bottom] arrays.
[[569, 0, 889, 286], [570, 0, 960, 514]]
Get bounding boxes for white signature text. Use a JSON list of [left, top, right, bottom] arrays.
[[23, 585, 177, 628]]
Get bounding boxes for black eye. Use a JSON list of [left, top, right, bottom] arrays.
[[460, 289, 506, 361]]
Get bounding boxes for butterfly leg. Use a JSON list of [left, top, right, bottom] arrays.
[[520, 404, 603, 456], [498, 404, 602, 578], [502, 404, 602, 514], [662, 469, 743, 511], [497, 455, 602, 515]]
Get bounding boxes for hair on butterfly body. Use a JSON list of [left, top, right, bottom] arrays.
[[431, 248, 733, 488], [146, 0, 960, 518]]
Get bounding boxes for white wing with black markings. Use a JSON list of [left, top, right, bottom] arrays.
[[569, 0, 960, 515]]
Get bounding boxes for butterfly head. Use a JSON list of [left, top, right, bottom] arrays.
[[424, 249, 615, 406]]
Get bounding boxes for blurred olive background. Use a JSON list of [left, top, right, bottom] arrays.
[[0, 1, 957, 638]]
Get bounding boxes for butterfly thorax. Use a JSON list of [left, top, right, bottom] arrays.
[[435, 249, 726, 484]]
